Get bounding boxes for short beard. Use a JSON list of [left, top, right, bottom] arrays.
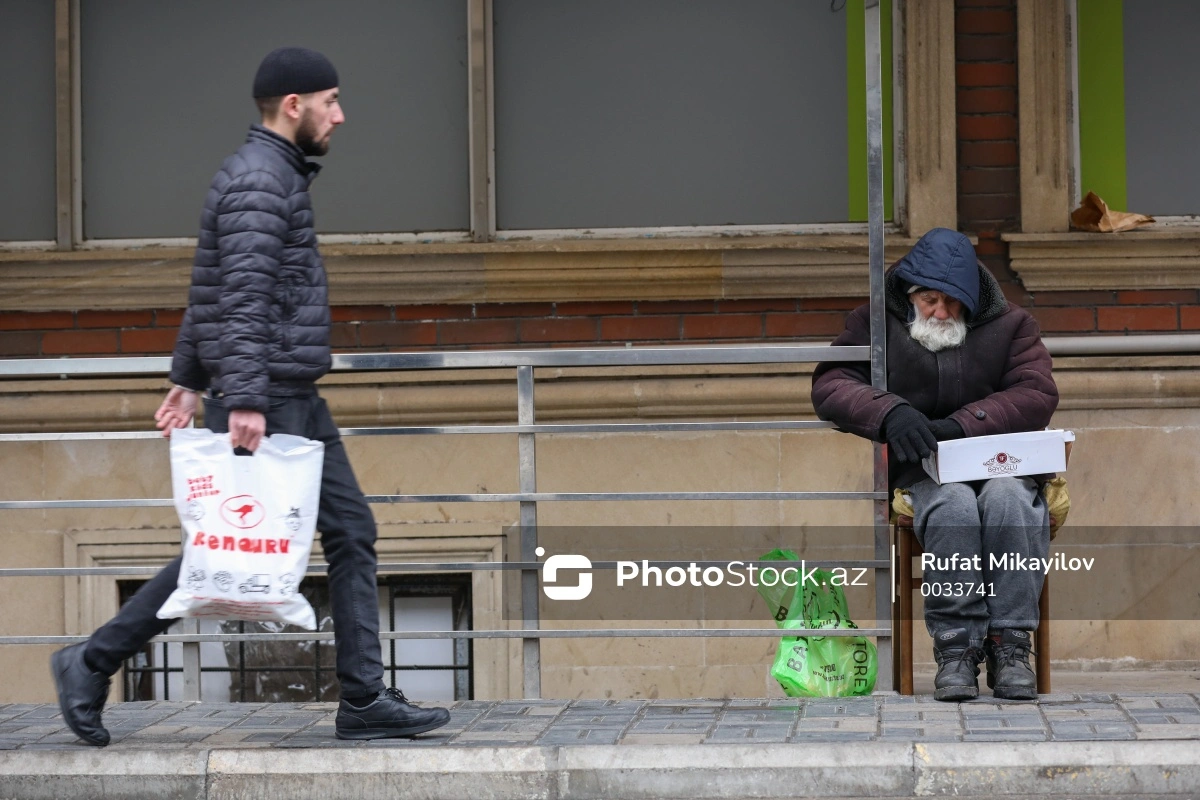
[[908, 309, 967, 352], [295, 111, 329, 156]]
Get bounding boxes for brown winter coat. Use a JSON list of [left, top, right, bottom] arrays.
[[811, 261, 1058, 491]]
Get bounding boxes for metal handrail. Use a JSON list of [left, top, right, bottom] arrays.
[[5, 334, 1200, 699], [5, 628, 891, 646], [3, 333, 1198, 381], [0, 341, 893, 700], [0, 343, 867, 377]]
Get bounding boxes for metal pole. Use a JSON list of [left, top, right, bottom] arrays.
[[467, 0, 490, 241], [181, 619, 201, 701], [177, 413, 202, 701], [864, 0, 894, 692], [516, 366, 541, 698]]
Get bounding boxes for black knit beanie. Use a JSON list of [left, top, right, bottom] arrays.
[[252, 47, 339, 98]]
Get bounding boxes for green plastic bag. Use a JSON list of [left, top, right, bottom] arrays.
[[757, 549, 878, 697]]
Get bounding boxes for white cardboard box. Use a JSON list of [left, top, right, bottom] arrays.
[[921, 429, 1074, 485]]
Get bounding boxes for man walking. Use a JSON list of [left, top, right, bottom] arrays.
[[51, 47, 451, 744]]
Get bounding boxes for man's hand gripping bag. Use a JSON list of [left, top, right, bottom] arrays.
[[158, 428, 323, 629]]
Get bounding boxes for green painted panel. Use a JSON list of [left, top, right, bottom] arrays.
[[1076, 0, 1126, 209]]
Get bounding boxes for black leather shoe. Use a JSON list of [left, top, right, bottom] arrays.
[[335, 687, 451, 740], [50, 643, 111, 746], [932, 628, 983, 702], [986, 629, 1038, 700]]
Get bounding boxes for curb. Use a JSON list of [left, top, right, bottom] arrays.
[[2, 741, 1200, 799]]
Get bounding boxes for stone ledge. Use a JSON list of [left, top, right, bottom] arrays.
[[1004, 229, 1200, 291], [0, 357, 1195, 432], [0, 235, 928, 311]]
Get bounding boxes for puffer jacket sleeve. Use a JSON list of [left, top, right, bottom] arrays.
[[949, 310, 1058, 436], [215, 169, 290, 413], [167, 306, 209, 392], [810, 306, 908, 441]]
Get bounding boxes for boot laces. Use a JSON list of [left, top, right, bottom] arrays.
[[383, 687, 416, 706], [992, 640, 1034, 670], [938, 645, 984, 668]]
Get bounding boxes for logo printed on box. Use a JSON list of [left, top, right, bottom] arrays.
[[982, 451, 1022, 475]]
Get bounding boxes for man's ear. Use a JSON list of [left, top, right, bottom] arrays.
[[281, 93, 303, 120]]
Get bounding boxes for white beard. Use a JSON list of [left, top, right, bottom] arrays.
[[908, 309, 967, 352]]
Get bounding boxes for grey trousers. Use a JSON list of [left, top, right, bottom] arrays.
[[908, 476, 1050, 646]]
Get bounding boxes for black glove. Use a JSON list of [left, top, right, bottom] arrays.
[[883, 405, 937, 463], [928, 418, 965, 441]]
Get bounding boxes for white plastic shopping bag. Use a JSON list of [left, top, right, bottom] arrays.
[[158, 427, 324, 629]]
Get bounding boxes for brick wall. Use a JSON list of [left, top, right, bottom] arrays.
[[956, 0, 1023, 307], [0, 310, 183, 357], [953, 0, 1195, 337], [0, 299, 864, 357]]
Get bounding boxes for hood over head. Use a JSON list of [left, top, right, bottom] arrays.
[[891, 227, 980, 318]]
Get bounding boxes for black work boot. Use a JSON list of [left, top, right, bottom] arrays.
[[335, 687, 451, 740], [932, 628, 983, 701], [985, 629, 1037, 700], [50, 643, 111, 746]]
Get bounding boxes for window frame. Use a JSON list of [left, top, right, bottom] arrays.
[[11, 0, 909, 251], [1067, 0, 1200, 227], [120, 573, 474, 703]]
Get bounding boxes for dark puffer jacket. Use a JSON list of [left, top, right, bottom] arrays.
[[811, 228, 1058, 491], [169, 125, 331, 413]]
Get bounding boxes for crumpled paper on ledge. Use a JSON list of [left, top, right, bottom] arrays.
[[1070, 191, 1155, 233]]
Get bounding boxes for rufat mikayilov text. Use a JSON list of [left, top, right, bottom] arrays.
[[921, 552, 1095, 574], [616, 560, 869, 588]]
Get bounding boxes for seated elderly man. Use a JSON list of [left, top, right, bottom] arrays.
[[810, 227, 1058, 701]]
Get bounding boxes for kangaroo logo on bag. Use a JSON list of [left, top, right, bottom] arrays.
[[163, 429, 325, 629], [220, 495, 265, 529]]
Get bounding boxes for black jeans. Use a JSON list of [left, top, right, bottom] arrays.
[[84, 393, 386, 699]]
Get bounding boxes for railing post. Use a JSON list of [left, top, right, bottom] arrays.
[[865, 0, 894, 692], [516, 365, 541, 698], [181, 514, 202, 701], [180, 619, 202, 701]]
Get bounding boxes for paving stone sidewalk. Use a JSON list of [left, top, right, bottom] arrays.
[[3, 692, 1200, 750]]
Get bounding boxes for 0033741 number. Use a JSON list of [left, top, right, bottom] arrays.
[[920, 582, 995, 597]]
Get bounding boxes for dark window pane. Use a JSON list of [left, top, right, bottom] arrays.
[[1123, 1, 1200, 216], [0, 0, 56, 241], [494, 0, 849, 229], [81, 0, 469, 238]]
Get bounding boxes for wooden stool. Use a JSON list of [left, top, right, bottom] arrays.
[[893, 514, 1050, 696]]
